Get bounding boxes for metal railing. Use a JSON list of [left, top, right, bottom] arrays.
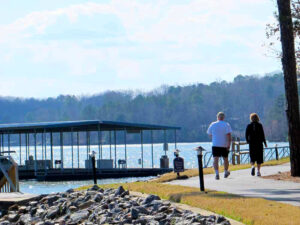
[[203, 146, 290, 168]]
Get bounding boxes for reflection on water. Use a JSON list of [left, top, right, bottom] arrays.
[[20, 176, 153, 194]]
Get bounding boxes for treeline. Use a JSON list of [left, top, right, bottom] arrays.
[[0, 73, 291, 143]]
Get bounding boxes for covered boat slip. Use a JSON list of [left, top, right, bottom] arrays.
[[0, 121, 180, 181]]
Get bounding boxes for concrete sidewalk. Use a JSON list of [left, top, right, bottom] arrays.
[[168, 163, 300, 207]]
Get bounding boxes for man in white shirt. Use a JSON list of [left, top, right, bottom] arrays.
[[207, 112, 232, 180]]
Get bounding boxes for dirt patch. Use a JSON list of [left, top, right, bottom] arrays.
[[262, 171, 300, 183]]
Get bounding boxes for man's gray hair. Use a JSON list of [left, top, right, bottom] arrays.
[[217, 112, 225, 120]]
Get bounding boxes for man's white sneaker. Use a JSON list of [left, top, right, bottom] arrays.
[[224, 171, 230, 178]]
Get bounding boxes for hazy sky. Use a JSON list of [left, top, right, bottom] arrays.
[[0, 0, 281, 98]]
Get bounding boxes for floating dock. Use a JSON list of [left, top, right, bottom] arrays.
[[19, 168, 173, 181], [0, 120, 180, 181], [0, 192, 40, 210]]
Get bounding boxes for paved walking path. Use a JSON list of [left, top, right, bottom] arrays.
[[168, 163, 300, 207]]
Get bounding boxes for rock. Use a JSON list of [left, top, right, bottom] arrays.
[[8, 204, 18, 211], [35, 222, 45, 225], [93, 193, 103, 202], [88, 185, 99, 191], [46, 206, 60, 219], [158, 205, 169, 212], [44, 195, 60, 205], [66, 188, 74, 193], [44, 220, 54, 225], [216, 215, 226, 223], [69, 206, 77, 212], [78, 200, 95, 209], [18, 214, 31, 225], [18, 206, 27, 213], [69, 210, 89, 223], [30, 207, 37, 216], [135, 206, 150, 215], [0, 221, 10, 225], [142, 194, 161, 205], [29, 201, 38, 207], [131, 208, 139, 220], [114, 186, 125, 196], [7, 213, 20, 222]]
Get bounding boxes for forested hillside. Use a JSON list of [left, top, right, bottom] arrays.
[[0, 73, 290, 142]]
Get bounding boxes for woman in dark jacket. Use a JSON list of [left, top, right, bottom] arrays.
[[245, 113, 267, 176]]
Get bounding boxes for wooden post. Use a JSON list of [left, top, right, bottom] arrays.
[[231, 137, 236, 165], [237, 137, 241, 165]]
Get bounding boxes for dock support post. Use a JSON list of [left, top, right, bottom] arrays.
[[43, 130, 47, 174], [100, 129, 103, 159], [60, 132, 64, 171], [97, 126, 101, 160], [174, 130, 177, 149], [151, 130, 154, 168], [124, 129, 127, 168], [34, 131, 37, 176], [141, 130, 144, 168], [1, 134, 4, 154], [86, 131, 88, 160], [8, 133, 10, 155], [25, 134, 28, 169], [109, 131, 112, 160], [77, 132, 80, 168], [114, 130, 117, 168], [42, 133, 44, 160], [19, 133, 22, 165], [71, 128, 74, 174], [50, 132, 53, 169], [27, 133, 30, 161]]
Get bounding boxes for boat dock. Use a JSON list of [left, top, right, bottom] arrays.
[[0, 120, 179, 181]]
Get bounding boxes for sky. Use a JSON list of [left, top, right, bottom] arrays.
[[0, 0, 281, 98]]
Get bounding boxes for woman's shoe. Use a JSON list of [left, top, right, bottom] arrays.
[[251, 167, 255, 176]]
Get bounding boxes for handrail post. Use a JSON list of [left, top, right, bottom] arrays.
[[275, 144, 279, 160], [237, 137, 240, 165], [231, 137, 236, 165]]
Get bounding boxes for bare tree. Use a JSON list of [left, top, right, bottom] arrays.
[[277, 0, 300, 176]]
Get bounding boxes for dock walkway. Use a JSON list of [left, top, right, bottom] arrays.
[[0, 192, 40, 210], [168, 163, 300, 207]]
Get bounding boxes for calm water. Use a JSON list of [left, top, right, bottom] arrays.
[[7, 141, 288, 194]]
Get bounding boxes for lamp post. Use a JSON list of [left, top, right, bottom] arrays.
[[195, 146, 205, 191], [90, 151, 97, 185]]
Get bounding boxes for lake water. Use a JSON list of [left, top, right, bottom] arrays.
[[8, 141, 288, 194]]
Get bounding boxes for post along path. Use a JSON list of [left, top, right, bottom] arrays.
[[168, 163, 300, 207]]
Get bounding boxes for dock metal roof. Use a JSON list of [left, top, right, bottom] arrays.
[[0, 120, 180, 134]]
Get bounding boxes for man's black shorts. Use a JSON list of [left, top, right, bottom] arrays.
[[212, 146, 229, 157]]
